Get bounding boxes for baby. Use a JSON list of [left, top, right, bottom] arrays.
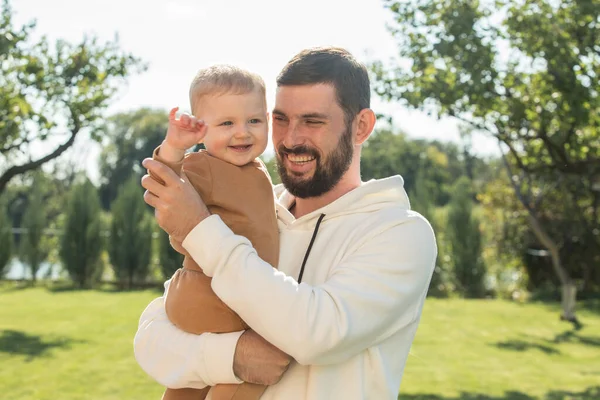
[[149, 65, 280, 400]]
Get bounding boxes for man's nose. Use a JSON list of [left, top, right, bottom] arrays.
[[281, 121, 304, 148]]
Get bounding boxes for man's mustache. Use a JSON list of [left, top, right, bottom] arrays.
[[277, 145, 319, 158]]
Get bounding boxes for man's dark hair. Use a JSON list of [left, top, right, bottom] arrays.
[[276, 47, 370, 126]]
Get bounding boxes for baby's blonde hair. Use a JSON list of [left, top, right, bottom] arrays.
[[189, 64, 266, 113]]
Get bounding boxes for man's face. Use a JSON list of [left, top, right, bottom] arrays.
[[272, 84, 354, 199]]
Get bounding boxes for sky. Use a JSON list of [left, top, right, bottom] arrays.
[[11, 0, 497, 183]]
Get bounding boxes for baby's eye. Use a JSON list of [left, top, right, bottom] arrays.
[[220, 121, 233, 126], [249, 118, 261, 124]]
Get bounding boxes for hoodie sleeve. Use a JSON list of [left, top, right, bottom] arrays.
[[181, 213, 437, 366], [133, 279, 244, 388]]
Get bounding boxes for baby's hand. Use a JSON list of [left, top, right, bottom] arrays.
[[165, 107, 207, 150]]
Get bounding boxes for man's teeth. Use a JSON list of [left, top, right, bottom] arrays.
[[288, 155, 315, 163]]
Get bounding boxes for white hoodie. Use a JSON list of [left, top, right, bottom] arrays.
[[134, 175, 437, 400]]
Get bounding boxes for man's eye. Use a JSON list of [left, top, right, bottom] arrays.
[[307, 120, 323, 125], [273, 116, 286, 121], [220, 121, 233, 126]]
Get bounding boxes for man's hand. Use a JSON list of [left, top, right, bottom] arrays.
[[141, 158, 210, 243], [169, 235, 188, 256], [234, 330, 292, 386]]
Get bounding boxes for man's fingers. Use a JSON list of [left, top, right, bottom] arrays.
[[143, 189, 161, 209], [141, 174, 166, 196], [142, 158, 181, 187], [179, 170, 191, 184]]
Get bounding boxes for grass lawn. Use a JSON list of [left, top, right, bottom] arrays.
[[1, 284, 599, 400]]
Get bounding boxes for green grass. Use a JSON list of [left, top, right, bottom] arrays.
[[401, 298, 600, 399], [1, 284, 599, 400], [0, 283, 164, 400]]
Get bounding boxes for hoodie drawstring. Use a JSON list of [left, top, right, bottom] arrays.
[[298, 213, 326, 284]]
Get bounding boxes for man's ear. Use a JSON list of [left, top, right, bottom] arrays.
[[354, 108, 377, 146]]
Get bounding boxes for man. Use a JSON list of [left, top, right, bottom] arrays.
[[136, 46, 437, 400]]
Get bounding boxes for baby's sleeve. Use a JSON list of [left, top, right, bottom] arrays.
[[149, 145, 184, 185]]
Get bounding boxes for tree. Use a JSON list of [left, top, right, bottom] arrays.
[[109, 176, 153, 289], [412, 165, 460, 297], [477, 166, 530, 298], [19, 173, 48, 283], [446, 177, 487, 298], [59, 178, 104, 288], [410, 169, 450, 296], [158, 229, 184, 281], [261, 155, 282, 186], [361, 129, 461, 206], [371, 0, 599, 323], [0, 196, 12, 277], [0, 0, 146, 196], [98, 108, 169, 209]]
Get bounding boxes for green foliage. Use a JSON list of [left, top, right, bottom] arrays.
[[410, 171, 451, 297], [410, 169, 434, 218], [478, 170, 530, 299], [373, 0, 599, 182], [446, 177, 487, 298], [59, 178, 104, 288], [0, 0, 146, 195], [374, 0, 600, 161], [2, 169, 70, 235], [1, 169, 74, 282], [0, 196, 12, 277], [372, 0, 600, 297], [479, 167, 600, 295], [260, 155, 282, 186], [18, 173, 49, 282], [362, 130, 461, 206], [108, 177, 153, 289], [98, 108, 169, 209], [158, 229, 183, 281]]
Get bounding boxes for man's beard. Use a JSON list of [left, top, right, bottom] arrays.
[[276, 126, 354, 199]]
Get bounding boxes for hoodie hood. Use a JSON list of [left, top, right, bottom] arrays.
[[274, 175, 411, 226]]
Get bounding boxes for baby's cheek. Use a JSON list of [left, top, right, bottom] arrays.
[[205, 135, 225, 152], [254, 127, 269, 142]]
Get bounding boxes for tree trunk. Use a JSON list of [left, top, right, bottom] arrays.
[[527, 213, 579, 325], [0, 129, 79, 196], [498, 142, 580, 326], [561, 283, 577, 322]]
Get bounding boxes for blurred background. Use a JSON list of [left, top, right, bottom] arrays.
[[0, 0, 599, 399]]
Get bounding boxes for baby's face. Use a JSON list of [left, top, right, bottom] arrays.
[[194, 89, 269, 166]]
